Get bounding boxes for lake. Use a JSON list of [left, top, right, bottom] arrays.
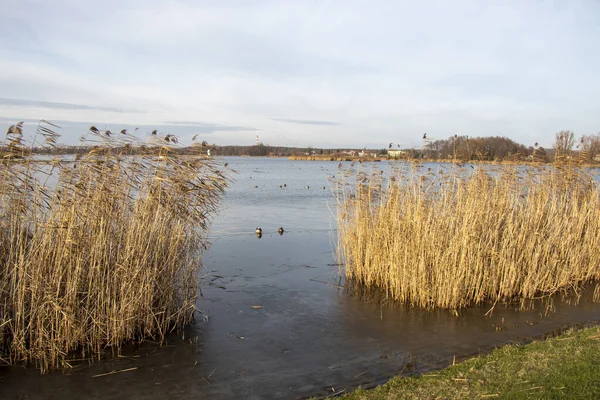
[[2, 157, 600, 400]]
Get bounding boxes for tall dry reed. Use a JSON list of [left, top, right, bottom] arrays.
[[335, 163, 600, 309], [0, 121, 229, 371]]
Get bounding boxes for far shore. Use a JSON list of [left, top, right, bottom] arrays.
[[286, 154, 600, 168]]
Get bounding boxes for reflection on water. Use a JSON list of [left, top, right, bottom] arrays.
[[2, 157, 600, 400], [343, 277, 600, 313]]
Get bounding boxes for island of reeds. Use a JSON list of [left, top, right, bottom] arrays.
[[335, 163, 600, 310], [0, 121, 229, 372]]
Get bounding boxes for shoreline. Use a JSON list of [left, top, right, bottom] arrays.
[[319, 323, 600, 399], [287, 154, 600, 168]]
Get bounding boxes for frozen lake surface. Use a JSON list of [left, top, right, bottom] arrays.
[[2, 157, 600, 400]]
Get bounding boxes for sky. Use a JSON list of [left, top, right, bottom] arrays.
[[1, 0, 599, 149]]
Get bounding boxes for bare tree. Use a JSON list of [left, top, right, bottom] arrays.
[[579, 132, 600, 162], [532, 145, 547, 163], [553, 130, 575, 161]]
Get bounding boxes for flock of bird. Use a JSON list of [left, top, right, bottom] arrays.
[[250, 168, 333, 238]]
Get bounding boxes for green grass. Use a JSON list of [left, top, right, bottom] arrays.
[[340, 326, 600, 399]]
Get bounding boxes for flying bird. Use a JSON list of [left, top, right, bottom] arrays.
[[120, 129, 127, 135], [389, 142, 393, 149]]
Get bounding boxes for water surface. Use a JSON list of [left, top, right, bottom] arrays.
[[2, 157, 600, 400]]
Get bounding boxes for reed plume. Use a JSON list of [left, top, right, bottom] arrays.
[[0, 121, 229, 371], [335, 163, 600, 310]]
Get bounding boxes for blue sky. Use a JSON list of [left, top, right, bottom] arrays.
[[1, 0, 599, 148]]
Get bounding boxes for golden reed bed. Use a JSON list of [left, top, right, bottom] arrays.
[[335, 164, 600, 310], [0, 121, 229, 371]]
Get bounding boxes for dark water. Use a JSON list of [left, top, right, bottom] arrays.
[[2, 157, 600, 400]]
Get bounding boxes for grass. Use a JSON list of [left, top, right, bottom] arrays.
[[335, 163, 600, 309], [0, 121, 229, 372], [338, 325, 600, 399]]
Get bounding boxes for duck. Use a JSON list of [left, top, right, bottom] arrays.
[[277, 227, 284, 234], [255, 227, 262, 234]]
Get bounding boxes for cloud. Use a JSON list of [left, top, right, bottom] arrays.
[[1, 1, 600, 148], [0, 118, 260, 145], [270, 118, 340, 126], [0, 97, 142, 113], [162, 120, 258, 131]]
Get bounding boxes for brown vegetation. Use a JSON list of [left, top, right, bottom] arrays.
[[419, 135, 532, 161], [554, 130, 576, 162], [578, 132, 600, 163], [0, 121, 229, 371], [335, 163, 600, 309]]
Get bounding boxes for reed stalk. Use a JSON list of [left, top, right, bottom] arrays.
[[0, 121, 229, 371], [336, 163, 600, 309]]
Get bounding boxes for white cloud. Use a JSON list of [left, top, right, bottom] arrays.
[[1, 0, 599, 148]]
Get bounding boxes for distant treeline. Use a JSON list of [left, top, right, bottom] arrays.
[[402, 131, 600, 163], [3, 131, 600, 163], [210, 144, 376, 157], [421, 135, 535, 161], [10, 143, 380, 158]]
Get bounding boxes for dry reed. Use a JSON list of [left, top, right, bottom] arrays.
[[0, 121, 229, 371], [335, 163, 600, 309]]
